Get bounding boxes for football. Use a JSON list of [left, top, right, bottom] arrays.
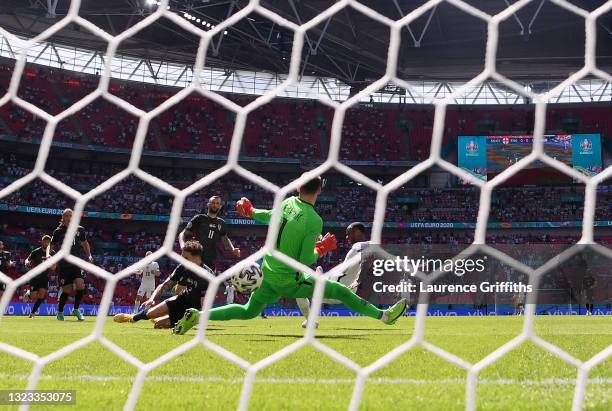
[[230, 263, 263, 294]]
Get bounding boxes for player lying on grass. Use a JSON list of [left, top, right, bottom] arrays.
[[173, 176, 407, 335], [113, 241, 211, 328]]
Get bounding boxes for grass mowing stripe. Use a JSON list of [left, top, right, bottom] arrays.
[[1, 374, 610, 385]]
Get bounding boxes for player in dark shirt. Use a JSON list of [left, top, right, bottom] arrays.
[[24, 235, 56, 317], [557, 252, 596, 315], [51, 208, 93, 321], [113, 240, 212, 328], [178, 195, 240, 270], [0, 240, 16, 299], [575, 254, 596, 315]]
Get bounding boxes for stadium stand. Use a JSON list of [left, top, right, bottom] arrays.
[[1, 61, 611, 162]]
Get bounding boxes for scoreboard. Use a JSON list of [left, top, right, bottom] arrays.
[[458, 134, 602, 181]]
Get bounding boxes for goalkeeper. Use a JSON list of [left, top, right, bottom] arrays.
[[173, 176, 406, 334]]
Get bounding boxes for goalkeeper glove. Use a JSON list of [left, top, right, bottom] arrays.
[[315, 233, 337, 257], [236, 197, 254, 218]]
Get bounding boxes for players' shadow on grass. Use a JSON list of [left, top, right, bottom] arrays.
[[265, 334, 368, 340], [211, 324, 250, 328], [336, 327, 405, 332], [139, 327, 227, 333]]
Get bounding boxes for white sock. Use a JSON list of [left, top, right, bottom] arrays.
[[381, 309, 389, 323], [296, 298, 310, 318]]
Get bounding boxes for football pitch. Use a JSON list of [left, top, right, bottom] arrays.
[[0, 315, 610, 410]]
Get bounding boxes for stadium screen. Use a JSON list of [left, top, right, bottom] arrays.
[[458, 134, 603, 182]]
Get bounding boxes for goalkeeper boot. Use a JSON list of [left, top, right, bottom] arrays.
[[173, 308, 200, 335], [56, 312, 64, 321], [72, 309, 85, 321], [382, 298, 407, 325], [113, 313, 134, 323]]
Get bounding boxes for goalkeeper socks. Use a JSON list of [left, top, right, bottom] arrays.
[[74, 290, 84, 310], [209, 299, 267, 321], [134, 300, 140, 313], [58, 291, 68, 312], [323, 281, 382, 320], [32, 298, 44, 314], [132, 309, 149, 322]]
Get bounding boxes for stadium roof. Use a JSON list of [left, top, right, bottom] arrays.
[[1, 0, 611, 86]]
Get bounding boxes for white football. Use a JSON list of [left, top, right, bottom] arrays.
[[230, 263, 263, 294]]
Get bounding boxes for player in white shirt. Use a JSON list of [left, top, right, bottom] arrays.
[[134, 251, 161, 313], [225, 282, 236, 305], [297, 222, 371, 328]]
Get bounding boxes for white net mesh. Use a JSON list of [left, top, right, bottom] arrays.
[[0, 0, 611, 410]]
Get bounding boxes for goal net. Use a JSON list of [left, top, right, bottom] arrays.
[[0, 0, 610, 410]]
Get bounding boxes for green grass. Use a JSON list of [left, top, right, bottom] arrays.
[[0, 315, 610, 410]]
